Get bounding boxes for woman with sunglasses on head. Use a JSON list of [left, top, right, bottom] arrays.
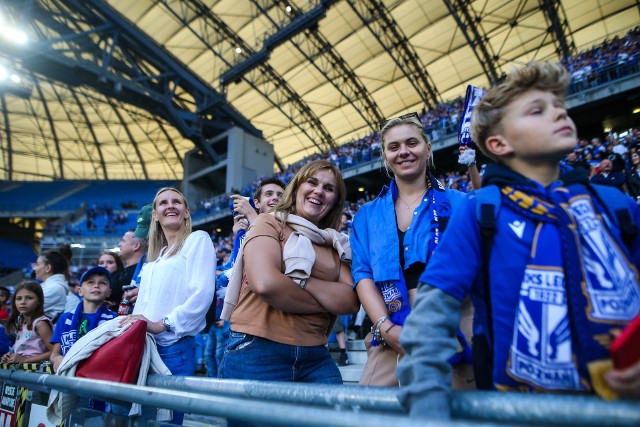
[[351, 113, 475, 386]]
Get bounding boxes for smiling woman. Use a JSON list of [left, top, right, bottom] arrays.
[[220, 160, 359, 392], [350, 113, 471, 386], [121, 187, 215, 425]]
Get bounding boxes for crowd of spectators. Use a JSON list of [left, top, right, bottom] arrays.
[[85, 204, 129, 233], [562, 128, 640, 195], [196, 26, 640, 219], [563, 26, 639, 93]]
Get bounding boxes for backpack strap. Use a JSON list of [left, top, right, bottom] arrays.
[[589, 184, 639, 247], [472, 185, 501, 390], [474, 185, 501, 343]]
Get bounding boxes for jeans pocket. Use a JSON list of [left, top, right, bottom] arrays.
[[225, 331, 255, 354]]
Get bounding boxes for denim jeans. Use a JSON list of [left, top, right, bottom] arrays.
[[157, 336, 196, 425], [218, 331, 342, 384], [204, 321, 230, 377]]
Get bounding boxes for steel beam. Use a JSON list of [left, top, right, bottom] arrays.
[[32, 78, 64, 179], [1, 0, 261, 167], [346, 0, 441, 109], [442, 0, 501, 84], [0, 95, 11, 180], [68, 87, 108, 180], [49, 83, 108, 180], [539, 0, 576, 59], [159, 0, 336, 155], [250, 0, 384, 134]]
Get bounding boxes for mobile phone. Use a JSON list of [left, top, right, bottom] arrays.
[[610, 315, 640, 370], [229, 196, 251, 216]]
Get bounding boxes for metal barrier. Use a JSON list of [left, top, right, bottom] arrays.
[[0, 369, 494, 427], [1, 368, 639, 426], [146, 375, 640, 427]]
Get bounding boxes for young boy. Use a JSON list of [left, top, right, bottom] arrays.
[[397, 62, 640, 419], [50, 266, 117, 372]]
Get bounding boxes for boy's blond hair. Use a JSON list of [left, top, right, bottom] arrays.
[[471, 62, 570, 162]]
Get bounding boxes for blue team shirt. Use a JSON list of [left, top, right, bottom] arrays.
[[50, 305, 117, 355]]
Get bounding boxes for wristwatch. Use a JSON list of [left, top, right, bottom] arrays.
[[162, 316, 172, 332]]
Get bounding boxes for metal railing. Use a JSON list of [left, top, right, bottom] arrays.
[[1, 368, 638, 427], [0, 369, 479, 427], [146, 375, 640, 427]]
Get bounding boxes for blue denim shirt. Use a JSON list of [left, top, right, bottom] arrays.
[[351, 178, 465, 288]]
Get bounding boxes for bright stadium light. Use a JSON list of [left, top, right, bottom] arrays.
[[285, 6, 292, 13], [235, 47, 242, 54], [10, 74, 20, 83], [0, 26, 28, 44]]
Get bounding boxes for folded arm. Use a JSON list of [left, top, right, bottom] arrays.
[[304, 261, 359, 315], [244, 234, 325, 313]]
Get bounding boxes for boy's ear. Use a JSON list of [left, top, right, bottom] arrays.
[[485, 134, 514, 158]]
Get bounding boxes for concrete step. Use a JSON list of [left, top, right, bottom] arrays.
[[328, 339, 366, 351], [338, 363, 364, 384]]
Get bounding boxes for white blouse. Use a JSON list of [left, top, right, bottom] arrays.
[[134, 230, 215, 346]]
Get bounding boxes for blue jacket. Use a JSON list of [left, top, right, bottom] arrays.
[[351, 178, 465, 287]]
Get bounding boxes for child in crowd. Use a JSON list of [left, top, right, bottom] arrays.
[[397, 62, 640, 419], [1, 281, 53, 364], [50, 266, 117, 372]]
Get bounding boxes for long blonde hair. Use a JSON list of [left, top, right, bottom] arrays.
[[147, 187, 192, 262], [273, 160, 346, 230]]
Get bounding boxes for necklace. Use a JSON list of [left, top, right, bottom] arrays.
[[397, 176, 433, 210], [397, 190, 427, 209]]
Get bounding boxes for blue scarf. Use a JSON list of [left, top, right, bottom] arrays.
[[496, 180, 640, 394], [376, 175, 452, 329], [68, 302, 114, 347]]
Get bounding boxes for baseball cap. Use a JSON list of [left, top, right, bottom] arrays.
[[80, 266, 112, 286], [134, 204, 152, 239]]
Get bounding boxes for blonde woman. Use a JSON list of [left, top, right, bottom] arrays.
[[122, 187, 215, 424], [351, 113, 469, 386]]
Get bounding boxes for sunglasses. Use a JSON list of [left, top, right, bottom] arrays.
[[379, 112, 420, 131]]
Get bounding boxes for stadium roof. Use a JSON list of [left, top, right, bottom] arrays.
[[0, 0, 637, 180]]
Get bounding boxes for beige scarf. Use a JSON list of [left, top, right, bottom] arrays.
[[221, 212, 351, 321]]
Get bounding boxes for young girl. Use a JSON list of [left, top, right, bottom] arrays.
[[1, 281, 53, 364]]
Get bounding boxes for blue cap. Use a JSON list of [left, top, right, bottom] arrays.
[[80, 266, 112, 286]]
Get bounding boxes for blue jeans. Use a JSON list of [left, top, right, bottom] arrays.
[[204, 321, 230, 377], [218, 331, 342, 384], [157, 336, 196, 425]]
